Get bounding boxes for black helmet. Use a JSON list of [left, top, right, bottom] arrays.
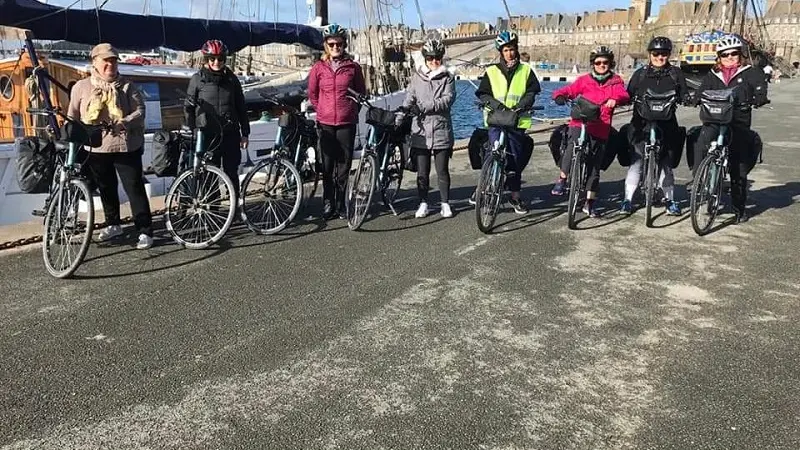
[[648, 36, 673, 52], [590, 45, 614, 62]]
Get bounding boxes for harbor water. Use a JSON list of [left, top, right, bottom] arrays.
[[451, 80, 569, 140]]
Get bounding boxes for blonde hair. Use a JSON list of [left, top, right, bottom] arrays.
[[321, 39, 347, 62]]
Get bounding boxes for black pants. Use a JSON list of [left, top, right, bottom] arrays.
[[86, 147, 152, 236], [415, 148, 451, 203], [207, 131, 242, 201], [560, 126, 606, 194], [693, 123, 751, 211], [318, 124, 356, 211]]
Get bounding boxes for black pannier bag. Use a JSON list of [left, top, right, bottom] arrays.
[[548, 124, 569, 167], [638, 89, 678, 122], [699, 89, 735, 124], [151, 130, 181, 177], [616, 123, 635, 167], [600, 126, 623, 171], [685, 125, 703, 170], [468, 128, 490, 170], [667, 125, 687, 169], [15, 137, 56, 194], [570, 96, 601, 122]]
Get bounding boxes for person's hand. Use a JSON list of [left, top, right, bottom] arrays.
[[240, 136, 249, 149], [605, 99, 617, 108]]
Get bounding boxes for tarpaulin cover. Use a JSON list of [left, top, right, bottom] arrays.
[[0, 0, 324, 52]]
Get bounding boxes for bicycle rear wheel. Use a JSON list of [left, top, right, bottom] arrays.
[[165, 165, 237, 248], [475, 155, 503, 234], [644, 146, 658, 227], [346, 152, 377, 230], [567, 147, 584, 230], [690, 154, 724, 236], [240, 157, 303, 235], [42, 178, 94, 279]]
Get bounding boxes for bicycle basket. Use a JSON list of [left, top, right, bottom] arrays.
[[486, 108, 519, 128], [366, 106, 397, 129], [570, 96, 601, 122], [60, 121, 103, 148], [699, 89, 735, 124], [638, 89, 677, 122]]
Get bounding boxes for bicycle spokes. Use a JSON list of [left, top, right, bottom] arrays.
[[241, 159, 301, 233]]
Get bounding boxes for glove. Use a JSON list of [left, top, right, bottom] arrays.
[[554, 95, 567, 106], [409, 104, 422, 116]]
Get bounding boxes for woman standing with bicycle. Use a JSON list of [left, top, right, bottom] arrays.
[[551, 46, 630, 217], [307, 23, 367, 220], [692, 35, 769, 223], [67, 43, 153, 250], [620, 36, 690, 217], [397, 38, 456, 218]]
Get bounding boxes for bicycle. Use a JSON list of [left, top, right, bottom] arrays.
[[344, 88, 409, 231], [237, 109, 304, 236], [26, 107, 111, 278], [474, 102, 544, 234], [633, 89, 679, 227], [689, 89, 767, 235], [563, 96, 602, 230], [163, 95, 237, 249]]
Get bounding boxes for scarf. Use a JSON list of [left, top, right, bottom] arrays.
[[721, 64, 740, 85], [201, 66, 226, 84], [591, 69, 612, 83], [418, 64, 448, 81], [329, 54, 349, 72], [84, 68, 123, 124]]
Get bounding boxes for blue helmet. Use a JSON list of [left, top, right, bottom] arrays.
[[322, 23, 347, 41], [495, 30, 518, 51]]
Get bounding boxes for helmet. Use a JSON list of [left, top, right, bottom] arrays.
[[647, 36, 673, 52], [201, 39, 228, 57], [421, 39, 446, 58], [494, 30, 519, 51], [590, 45, 614, 62], [716, 34, 744, 54], [322, 23, 347, 42]]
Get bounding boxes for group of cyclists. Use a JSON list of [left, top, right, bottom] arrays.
[[78, 23, 769, 252]]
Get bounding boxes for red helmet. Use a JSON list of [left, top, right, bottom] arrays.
[[201, 39, 228, 57]]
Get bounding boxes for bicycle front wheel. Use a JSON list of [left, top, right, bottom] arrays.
[[240, 157, 303, 235], [644, 147, 658, 227], [165, 165, 236, 249], [346, 153, 377, 231], [690, 154, 724, 236], [42, 178, 94, 279], [567, 148, 584, 230], [475, 155, 503, 234]]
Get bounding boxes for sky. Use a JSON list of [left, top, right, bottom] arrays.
[[42, 0, 674, 29]]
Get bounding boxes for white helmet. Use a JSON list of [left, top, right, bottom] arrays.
[[716, 34, 744, 54], [421, 39, 445, 58]]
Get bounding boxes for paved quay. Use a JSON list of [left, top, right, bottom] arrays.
[[1, 80, 799, 449]]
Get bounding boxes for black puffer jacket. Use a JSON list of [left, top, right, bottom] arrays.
[[184, 66, 250, 137], [695, 65, 768, 128], [627, 64, 689, 123]]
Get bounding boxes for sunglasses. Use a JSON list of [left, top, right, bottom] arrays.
[[593, 60, 610, 66], [425, 56, 442, 61], [651, 51, 670, 57], [326, 41, 344, 48], [207, 56, 226, 62], [720, 51, 740, 58]]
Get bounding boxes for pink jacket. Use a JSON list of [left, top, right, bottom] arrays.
[[307, 57, 366, 126], [552, 72, 630, 140]]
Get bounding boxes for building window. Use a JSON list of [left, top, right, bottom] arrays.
[[0, 75, 12, 101]]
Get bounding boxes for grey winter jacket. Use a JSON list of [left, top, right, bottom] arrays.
[[400, 67, 456, 150]]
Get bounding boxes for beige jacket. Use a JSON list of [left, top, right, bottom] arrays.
[[66, 76, 145, 153]]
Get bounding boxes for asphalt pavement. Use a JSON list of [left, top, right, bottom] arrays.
[[1, 80, 799, 449]]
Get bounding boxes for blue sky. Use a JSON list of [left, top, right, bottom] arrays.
[[45, 0, 673, 28]]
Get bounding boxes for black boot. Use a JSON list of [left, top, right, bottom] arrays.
[[731, 178, 749, 223], [322, 199, 335, 220]]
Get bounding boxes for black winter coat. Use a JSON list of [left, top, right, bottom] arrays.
[[627, 64, 689, 125], [695, 64, 769, 128], [184, 66, 250, 137]]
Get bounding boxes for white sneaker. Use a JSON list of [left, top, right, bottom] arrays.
[[136, 234, 153, 250], [440, 202, 453, 218], [415, 202, 429, 218], [98, 225, 123, 241]]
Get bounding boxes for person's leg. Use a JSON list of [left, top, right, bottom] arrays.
[[333, 125, 356, 218], [317, 124, 339, 218], [415, 148, 432, 217], [552, 126, 581, 196], [114, 149, 154, 248], [220, 133, 242, 202], [729, 126, 750, 223], [87, 152, 124, 240], [433, 148, 452, 217]]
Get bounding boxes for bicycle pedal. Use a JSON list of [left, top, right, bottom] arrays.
[[31, 209, 46, 217]]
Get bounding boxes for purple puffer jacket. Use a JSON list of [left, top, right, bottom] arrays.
[[307, 57, 366, 126]]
